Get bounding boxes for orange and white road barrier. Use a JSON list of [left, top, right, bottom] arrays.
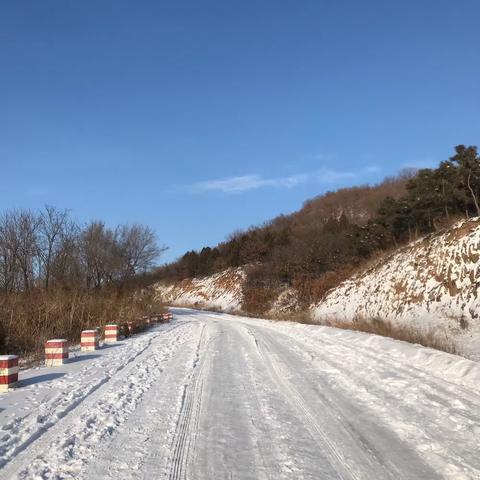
[[45, 339, 69, 366], [104, 324, 119, 343], [81, 330, 98, 352], [0, 355, 19, 391]]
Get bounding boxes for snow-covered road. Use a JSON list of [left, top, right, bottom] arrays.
[[1, 308, 479, 479]]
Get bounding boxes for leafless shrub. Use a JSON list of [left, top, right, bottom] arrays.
[[0, 286, 164, 358]]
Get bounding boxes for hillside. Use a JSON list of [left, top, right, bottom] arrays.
[[156, 267, 245, 312], [155, 146, 480, 357], [314, 218, 480, 359], [155, 267, 304, 316], [156, 218, 480, 358], [156, 175, 410, 283]]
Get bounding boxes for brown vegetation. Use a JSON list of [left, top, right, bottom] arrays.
[[328, 316, 458, 355], [156, 173, 412, 309], [157, 145, 480, 329], [299, 171, 412, 227], [292, 268, 354, 307], [242, 286, 279, 316], [0, 286, 163, 359], [0, 206, 166, 357]]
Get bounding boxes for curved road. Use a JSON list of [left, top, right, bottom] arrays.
[[1, 309, 479, 479]]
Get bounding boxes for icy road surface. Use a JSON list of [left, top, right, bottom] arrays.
[[1, 309, 480, 479]]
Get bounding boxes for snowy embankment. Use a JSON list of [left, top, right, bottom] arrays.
[[155, 267, 245, 312], [1, 309, 480, 479], [313, 218, 480, 358]]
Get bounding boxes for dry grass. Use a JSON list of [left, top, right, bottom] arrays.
[[0, 286, 164, 360], [271, 312, 461, 356], [328, 316, 458, 355], [263, 309, 318, 325]]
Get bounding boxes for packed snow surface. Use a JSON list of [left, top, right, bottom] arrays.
[[1, 308, 479, 479]]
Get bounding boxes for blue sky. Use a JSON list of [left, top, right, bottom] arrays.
[[1, 1, 479, 263]]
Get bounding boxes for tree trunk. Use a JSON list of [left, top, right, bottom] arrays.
[[442, 181, 449, 220], [467, 173, 480, 216]]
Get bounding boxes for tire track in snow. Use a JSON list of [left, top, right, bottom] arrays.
[[240, 349, 286, 479], [185, 319, 287, 480], [267, 327, 480, 479], [239, 323, 445, 480], [240, 325, 365, 480], [83, 321, 206, 480], [248, 324, 468, 479], [238, 334, 322, 479], [168, 322, 208, 480]]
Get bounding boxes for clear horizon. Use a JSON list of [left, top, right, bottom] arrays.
[[1, 1, 479, 263]]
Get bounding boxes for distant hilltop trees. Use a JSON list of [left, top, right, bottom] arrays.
[[157, 145, 480, 312], [376, 145, 480, 239]]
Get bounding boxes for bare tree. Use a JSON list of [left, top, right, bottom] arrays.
[[0, 212, 20, 293], [38, 206, 69, 290], [0, 207, 165, 292], [117, 224, 166, 277], [0, 210, 41, 292], [50, 218, 82, 288], [15, 210, 41, 291], [81, 221, 120, 288]]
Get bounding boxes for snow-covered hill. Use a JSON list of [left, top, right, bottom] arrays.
[[155, 267, 299, 316], [313, 218, 480, 357], [156, 219, 480, 357], [155, 267, 245, 312]]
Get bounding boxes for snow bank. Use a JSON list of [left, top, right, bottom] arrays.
[[278, 321, 480, 391]]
